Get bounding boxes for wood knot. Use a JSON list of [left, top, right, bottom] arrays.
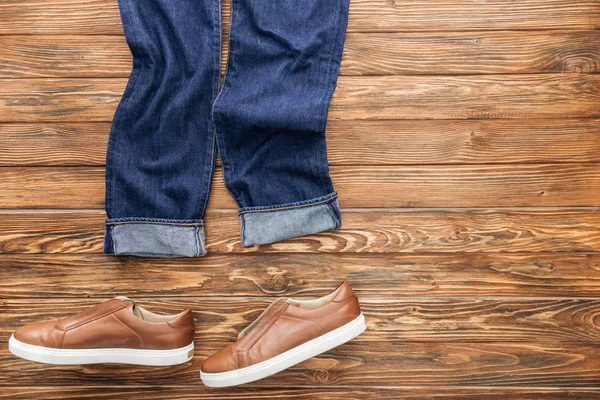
[[313, 369, 331, 383], [267, 274, 289, 293]]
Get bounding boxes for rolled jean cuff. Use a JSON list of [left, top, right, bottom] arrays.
[[239, 192, 342, 247], [104, 218, 207, 258]]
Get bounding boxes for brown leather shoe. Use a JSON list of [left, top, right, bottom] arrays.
[[200, 281, 366, 387], [8, 297, 195, 366]]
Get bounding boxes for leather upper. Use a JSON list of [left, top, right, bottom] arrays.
[[13, 298, 195, 350], [201, 281, 361, 374]]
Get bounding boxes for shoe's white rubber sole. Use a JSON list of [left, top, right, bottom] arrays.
[[200, 313, 367, 387], [8, 335, 194, 366]]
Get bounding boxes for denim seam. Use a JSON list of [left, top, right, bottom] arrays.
[[238, 193, 338, 215], [106, 0, 143, 218], [210, 0, 242, 209], [106, 221, 204, 227], [106, 216, 203, 222], [199, 0, 222, 218], [107, 225, 115, 255], [240, 213, 246, 243], [112, 228, 120, 254], [201, 129, 217, 217], [194, 226, 202, 256], [324, 201, 340, 230], [314, 0, 342, 134]]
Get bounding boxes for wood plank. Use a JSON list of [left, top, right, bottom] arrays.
[[1, 0, 599, 35], [3, 31, 600, 78], [0, 0, 122, 35], [0, 35, 131, 79], [1, 75, 599, 122], [0, 78, 122, 123], [326, 119, 600, 165], [0, 123, 110, 166], [3, 164, 600, 209], [3, 387, 600, 400], [330, 74, 600, 121], [346, 0, 600, 32], [0, 338, 598, 387], [4, 298, 600, 343], [1, 209, 598, 254], [2, 253, 599, 298], [2, 387, 600, 400], [2, 119, 599, 167], [342, 31, 600, 75]]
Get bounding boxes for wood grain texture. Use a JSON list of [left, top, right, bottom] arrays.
[[330, 74, 600, 121], [0, 35, 131, 79], [346, 0, 600, 32], [2, 31, 599, 78], [2, 253, 599, 298], [2, 0, 600, 397], [0, 337, 599, 387], [1, 253, 599, 298], [1, 0, 599, 35], [3, 164, 599, 209], [2, 119, 599, 167], [342, 31, 600, 75], [0, 123, 110, 166], [3, 387, 600, 400], [1, 209, 598, 254], [3, 298, 600, 343], [1, 75, 599, 122]]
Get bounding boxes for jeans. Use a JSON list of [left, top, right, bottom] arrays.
[[105, 0, 349, 257]]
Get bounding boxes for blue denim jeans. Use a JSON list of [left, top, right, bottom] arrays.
[[105, 0, 349, 257]]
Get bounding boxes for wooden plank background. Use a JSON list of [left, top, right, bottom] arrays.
[[1, 0, 599, 399]]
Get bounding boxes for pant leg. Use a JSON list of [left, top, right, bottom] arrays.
[[104, 0, 221, 257], [213, 0, 349, 247]]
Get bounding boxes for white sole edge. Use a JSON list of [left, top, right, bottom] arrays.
[[200, 313, 367, 387], [8, 335, 194, 366]]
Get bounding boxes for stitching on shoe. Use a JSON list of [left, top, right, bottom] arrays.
[[166, 313, 194, 329], [112, 313, 144, 349], [64, 303, 126, 331], [236, 349, 250, 369], [240, 303, 289, 352], [166, 322, 194, 329], [279, 315, 325, 334], [332, 294, 358, 303], [45, 323, 61, 348], [57, 326, 66, 349]]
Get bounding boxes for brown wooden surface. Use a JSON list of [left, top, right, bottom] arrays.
[[1, 0, 599, 399], [2, 0, 600, 35], [2, 75, 600, 122], [2, 253, 600, 298], [2, 119, 600, 166], [2, 209, 599, 254], [3, 164, 600, 209], [2, 387, 600, 400], [3, 31, 600, 78]]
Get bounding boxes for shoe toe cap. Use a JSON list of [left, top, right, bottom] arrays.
[[201, 343, 239, 374], [13, 320, 57, 347]]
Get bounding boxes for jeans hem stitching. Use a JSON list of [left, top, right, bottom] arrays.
[[238, 192, 338, 215], [106, 219, 204, 227]]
